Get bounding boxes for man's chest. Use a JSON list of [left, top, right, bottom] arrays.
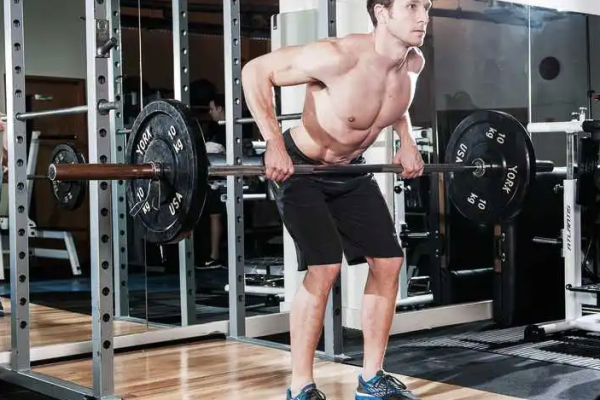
[[327, 69, 415, 129]]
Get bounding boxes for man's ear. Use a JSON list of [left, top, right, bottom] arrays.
[[374, 4, 389, 25]]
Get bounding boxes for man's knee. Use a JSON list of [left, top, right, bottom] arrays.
[[304, 263, 342, 291], [368, 257, 403, 280]]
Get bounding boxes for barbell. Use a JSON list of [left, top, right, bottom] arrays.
[[45, 99, 553, 244]]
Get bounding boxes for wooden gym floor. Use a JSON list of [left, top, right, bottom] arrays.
[[0, 297, 526, 399], [30, 339, 527, 400], [0, 297, 155, 351]]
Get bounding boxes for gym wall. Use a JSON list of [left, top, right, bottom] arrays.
[[433, 1, 589, 119], [508, 0, 600, 15], [0, 0, 271, 112], [428, 0, 599, 166], [0, 0, 87, 112], [120, 28, 270, 96]]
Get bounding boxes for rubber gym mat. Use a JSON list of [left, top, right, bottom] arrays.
[[341, 323, 600, 400], [385, 325, 600, 371]]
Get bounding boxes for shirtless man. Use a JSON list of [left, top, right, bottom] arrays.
[[242, 1, 430, 399]]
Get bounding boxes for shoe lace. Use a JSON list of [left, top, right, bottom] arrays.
[[371, 373, 408, 396]]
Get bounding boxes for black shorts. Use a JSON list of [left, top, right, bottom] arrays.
[[205, 186, 225, 216], [268, 129, 403, 271]]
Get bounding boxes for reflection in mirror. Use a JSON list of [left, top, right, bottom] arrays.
[[428, 0, 529, 309], [112, 0, 151, 333], [529, 7, 590, 166], [114, 0, 280, 328], [0, 1, 151, 360]]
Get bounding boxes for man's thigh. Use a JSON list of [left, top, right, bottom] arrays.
[[205, 186, 225, 216], [327, 175, 403, 265], [269, 177, 344, 270]]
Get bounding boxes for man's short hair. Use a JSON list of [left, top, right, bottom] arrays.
[[210, 93, 226, 109], [367, 0, 395, 27]]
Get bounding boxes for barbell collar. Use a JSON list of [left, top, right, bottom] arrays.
[[535, 160, 555, 173], [48, 162, 162, 181]]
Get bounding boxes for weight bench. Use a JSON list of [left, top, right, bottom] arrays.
[[525, 109, 600, 340], [0, 131, 81, 280]]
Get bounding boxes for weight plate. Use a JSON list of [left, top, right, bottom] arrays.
[[126, 99, 208, 244], [50, 144, 87, 210], [445, 110, 535, 225]]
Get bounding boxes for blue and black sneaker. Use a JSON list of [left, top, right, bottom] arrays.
[[355, 370, 420, 400], [286, 383, 327, 400]]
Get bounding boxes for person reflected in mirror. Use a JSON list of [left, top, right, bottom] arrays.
[[201, 95, 228, 269]]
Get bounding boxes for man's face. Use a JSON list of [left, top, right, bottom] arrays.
[[380, 0, 431, 47], [208, 101, 223, 121]]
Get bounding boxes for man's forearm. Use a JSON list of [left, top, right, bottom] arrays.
[[241, 62, 283, 143], [395, 113, 417, 148]]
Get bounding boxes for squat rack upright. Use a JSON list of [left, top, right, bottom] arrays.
[[223, 0, 346, 360], [1, 0, 119, 399], [0, 1, 345, 399]]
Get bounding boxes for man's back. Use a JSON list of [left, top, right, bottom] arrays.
[[242, 33, 424, 164], [294, 34, 424, 163]]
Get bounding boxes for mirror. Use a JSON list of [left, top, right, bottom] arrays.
[[529, 6, 591, 166]]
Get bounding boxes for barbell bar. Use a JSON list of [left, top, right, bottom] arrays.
[[217, 112, 302, 126], [0, 101, 118, 122], [43, 99, 553, 244], [48, 160, 495, 182]]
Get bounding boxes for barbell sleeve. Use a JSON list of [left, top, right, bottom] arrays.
[[527, 120, 583, 134], [535, 160, 555, 173], [16, 105, 89, 121], [0, 101, 119, 122], [48, 163, 162, 181]]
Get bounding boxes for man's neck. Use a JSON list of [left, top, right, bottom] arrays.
[[372, 29, 411, 69]]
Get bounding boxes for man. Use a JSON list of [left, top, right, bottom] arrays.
[[202, 94, 227, 267], [242, 0, 429, 399], [207, 94, 227, 151]]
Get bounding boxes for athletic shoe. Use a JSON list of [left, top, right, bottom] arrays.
[[286, 383, 327, 400], [196, 258, 224, 270], [355, 370, 420, 400]]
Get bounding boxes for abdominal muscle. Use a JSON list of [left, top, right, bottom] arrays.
[[289, 85, 384, 164]]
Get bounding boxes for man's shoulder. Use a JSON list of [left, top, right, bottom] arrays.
[[407, 47, 425, 74], [333, 34, 368, 53], [317, 34, 364, 69]]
